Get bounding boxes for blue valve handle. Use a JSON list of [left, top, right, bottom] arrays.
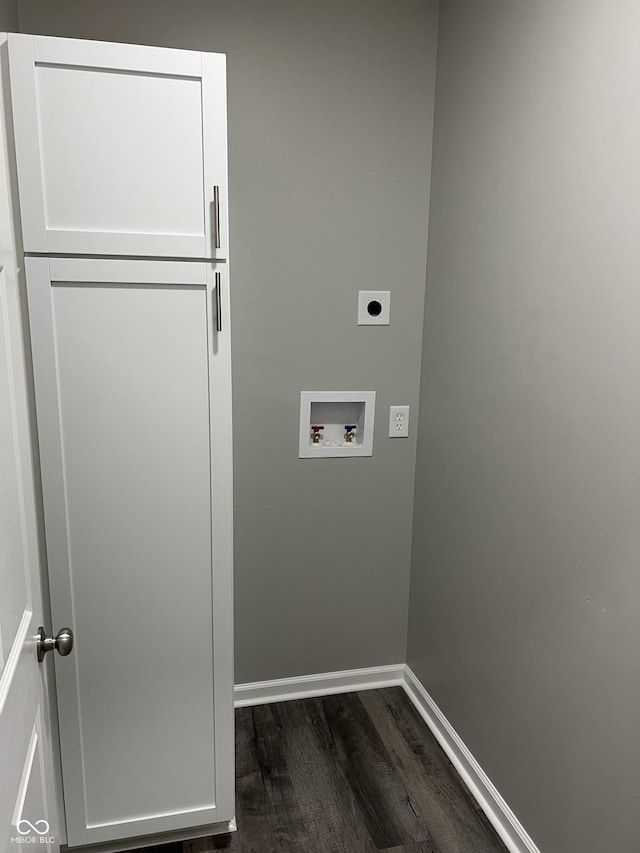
[[344, 425, 357, 431]]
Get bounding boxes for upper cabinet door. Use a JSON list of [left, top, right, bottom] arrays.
[[8, 34, 228, 259]]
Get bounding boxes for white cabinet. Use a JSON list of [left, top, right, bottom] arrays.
[[6, 33, 235, 850], [9, 35, 228, 259], [25, 257, 234, 847]]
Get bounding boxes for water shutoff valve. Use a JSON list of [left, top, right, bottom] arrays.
[[344, 425, 357, 443], [311, 425, 324, 444]]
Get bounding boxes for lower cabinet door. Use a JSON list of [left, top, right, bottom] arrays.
[[25, 256, 234, 847]]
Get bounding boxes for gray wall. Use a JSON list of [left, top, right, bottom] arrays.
[[18, 0, 439, 683], [0, 0, 18, 32], [408, 2, 640, 851]]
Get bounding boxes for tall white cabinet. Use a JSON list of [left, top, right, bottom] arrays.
[[7, 34, 234, 849]]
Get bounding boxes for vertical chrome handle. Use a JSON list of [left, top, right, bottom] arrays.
[[215, 272, 222, 332], [213, 186, 221, 250]]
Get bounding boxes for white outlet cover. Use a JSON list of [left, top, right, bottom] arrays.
[[358, 291, 390, 325], [389, 405, 410, 438]]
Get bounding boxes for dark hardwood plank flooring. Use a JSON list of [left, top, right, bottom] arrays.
[[133, 688, 508, 853]]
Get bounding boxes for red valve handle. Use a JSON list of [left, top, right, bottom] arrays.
[[311, 425, 324, 432]]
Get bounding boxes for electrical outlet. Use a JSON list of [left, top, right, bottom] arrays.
[[389, 405, 409, 438]]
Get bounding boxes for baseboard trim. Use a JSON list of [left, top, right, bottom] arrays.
[[234, 664, 405, 707], [235, 664, 539, 853], [402, 666, 540, 853]]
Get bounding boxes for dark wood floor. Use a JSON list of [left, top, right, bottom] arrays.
[[140, 688, 507, 853]]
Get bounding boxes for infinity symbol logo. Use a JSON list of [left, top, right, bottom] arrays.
[[16, 819, 50, 836]]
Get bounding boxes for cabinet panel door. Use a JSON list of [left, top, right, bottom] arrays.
[[25, 257, 234, 846], [9, 35, 228, 260]]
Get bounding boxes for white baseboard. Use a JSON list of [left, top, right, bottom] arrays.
[[234, 663, 405, 707], [402, 666, 540, 853], [235, 663, 539, 853]]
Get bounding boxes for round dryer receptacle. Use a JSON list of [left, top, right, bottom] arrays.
[[357, 290, 390, 325]]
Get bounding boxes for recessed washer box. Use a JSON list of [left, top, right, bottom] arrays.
[[299, 391, 376, 458]]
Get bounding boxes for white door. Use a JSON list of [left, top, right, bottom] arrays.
[[25, 257, 234, 847], [0, 266, 61, 852], [8, 34, 228, 260], [1, 29, 61, 850]]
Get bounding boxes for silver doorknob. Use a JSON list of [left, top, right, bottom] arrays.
[[37, 626, 74, 663]]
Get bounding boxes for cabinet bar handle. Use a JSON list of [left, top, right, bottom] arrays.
[[213, 185, 221, 250], [215, 272, 222, 332]]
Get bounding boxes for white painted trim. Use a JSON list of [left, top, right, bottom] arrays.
[[234, 663, 539, 853], [48, 257, 207, 285], [402, 666, 540, 853], [87, 803, 216, 831], [11, 722, 39, 829], [234, 664, 405, 707], [0, 609, 32, 716]]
